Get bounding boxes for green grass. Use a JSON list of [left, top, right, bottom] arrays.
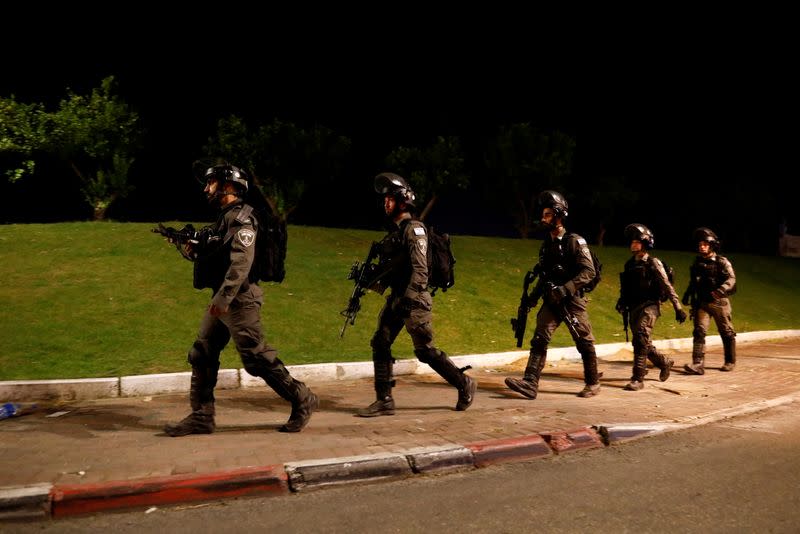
[[1, 223, 799, 380]]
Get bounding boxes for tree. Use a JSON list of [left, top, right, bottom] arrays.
[[204, 116, 352, 221], [384, 136, 470, 221], [0, 76, 142, 220], [483, 124, 575, 238]]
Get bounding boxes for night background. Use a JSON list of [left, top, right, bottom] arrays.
[[2, 17, 795, 255]]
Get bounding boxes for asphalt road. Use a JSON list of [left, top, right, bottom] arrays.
[[6, 401, 800, 533]]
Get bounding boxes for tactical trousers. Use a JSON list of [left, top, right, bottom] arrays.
[[370, 294, 465, 394], [531, 298, 598, 385], [692, 298, 736, 344], [187, 284, 309, 407]]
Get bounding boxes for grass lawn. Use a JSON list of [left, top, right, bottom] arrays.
[[1, 222, 799, 380]]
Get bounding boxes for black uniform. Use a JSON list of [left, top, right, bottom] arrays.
[[165, 200, 316, 435], [507, 228, 600, 398], [618, 255, 683, 385], [360, 215, 475, 415], [682, 253, 737, 372]]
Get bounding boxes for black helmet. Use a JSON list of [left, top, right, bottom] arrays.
[[624, 223, 655, 249], [692, 227, 720, 252], [374, 172, 416, 209], [537, 190, 569, 218], [202, 163, 249, 195]]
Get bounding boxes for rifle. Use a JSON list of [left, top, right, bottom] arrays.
[[152, 223, 203, 245], [510, 264, 544, 347], [340, 242, 385, 338], [622, 308, 629, 342], [542, 282, 582, 341]]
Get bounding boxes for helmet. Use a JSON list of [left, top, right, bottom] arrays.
[[374, 172, 416, 209], [537, 190, 569, 218], [624, 223, 655, 249], [202, 164, 249, 195], [692, 227, 720, 252]]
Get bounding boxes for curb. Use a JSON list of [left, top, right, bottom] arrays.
[[3, 388, 799, 521], [2, 330, 799, 402]]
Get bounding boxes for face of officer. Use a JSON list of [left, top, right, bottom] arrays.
[[541, 207, 562, 232], [630, 239, 644, 256], [204, 178, 238, 208], [698, 241, 713, 258]]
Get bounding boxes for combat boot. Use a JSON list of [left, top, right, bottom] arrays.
[[648, 348, 673, 382], [357, 396, 396, 417], [577, 384, 601, 397], [721, 336, 736, 372], [625, 352, 647, 391], [280, 391, 319, 433], [164, 405, 215, 437], [505, 377, 539, 399], [456, 375, 477, 411], [684, 343, 705, 375]]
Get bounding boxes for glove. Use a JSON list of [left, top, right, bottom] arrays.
[[675, 308, 687, 324], [681, 294, 690, 306], [711, 289, 725, 300], [549, 285, 569, 304], [615, 298, 626, 314], [392, 296, 414, 318]]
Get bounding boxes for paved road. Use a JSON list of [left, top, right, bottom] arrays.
[[8, 400, 800, 533]]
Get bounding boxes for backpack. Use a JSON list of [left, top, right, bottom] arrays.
[[231, 204, 287, 283], [569, 234, 602, 293], [427, 226, 456, 295]]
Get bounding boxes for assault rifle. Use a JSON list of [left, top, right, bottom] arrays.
[[152, 223, 213, 261], [622, 307, 630, 342], [340, 242, 385, 338], [510, 264, 544, 347], [543, 282, 582, 341]]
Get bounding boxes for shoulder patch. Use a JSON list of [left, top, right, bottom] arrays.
[[417, 238, 427, 255], [576, 237, 587, 246], [413, 226, 426, 236], [237, 228, 255, 248]]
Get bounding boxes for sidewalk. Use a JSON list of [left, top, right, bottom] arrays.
[[2, 335, 799, 519]]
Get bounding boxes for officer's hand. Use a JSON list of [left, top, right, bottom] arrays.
[[711, 289, 725, 300], [675, 308, 688, 324], [209, 304, 229, 317], [549, 285, 569, 304], [615, 298, 626, 314], [681, 294, 690, 306], [392, 297, 413, 318]]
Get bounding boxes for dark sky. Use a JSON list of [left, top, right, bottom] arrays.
[[3, 16, 796, 247]]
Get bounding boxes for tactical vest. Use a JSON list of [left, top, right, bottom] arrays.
[[691, 256, 728, 301], [620, 257, 661, 305], [539, 235, 576, 286], [192, 203, 241, 290], [376, 226, 409, 293]]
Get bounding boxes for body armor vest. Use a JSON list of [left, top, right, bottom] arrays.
[[620, 257, 660, 305]]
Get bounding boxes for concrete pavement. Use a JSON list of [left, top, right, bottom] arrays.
[[1, 334, 799, 520]]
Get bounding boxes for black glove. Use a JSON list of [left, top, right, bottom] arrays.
[[615, 298, 626, 314], [681, 294, 690, 306], [392, 296, 414, 318], [549, 285, 568, 304], [711, 288, 725, 300], [675, 308, 687, 324]]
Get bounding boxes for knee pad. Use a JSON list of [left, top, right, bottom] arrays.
[[531, 334, 548, 355], [414, 347, 440, 364], [188, 341, 211, 367], [370, 332, 392, 354]]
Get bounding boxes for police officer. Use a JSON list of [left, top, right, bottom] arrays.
[[505, 191, 601, 399], [681, 227, 738, 374], [616, 224, 687, 390], [357, 173, 476, 417], [163, 163, 318, 436]]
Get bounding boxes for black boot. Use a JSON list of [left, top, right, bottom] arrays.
[[262, 362, 318, 432], [721, 336, 736, 372], [648, 347, 674, 382], [164, 403, 215, 436], [505, 351, 544, 399], [577, 342, 601, 397], [684, 343, 705, 375], [625, 352, 648, 391], [358, 358, 395, 417], [417, 348, 477, 411]]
